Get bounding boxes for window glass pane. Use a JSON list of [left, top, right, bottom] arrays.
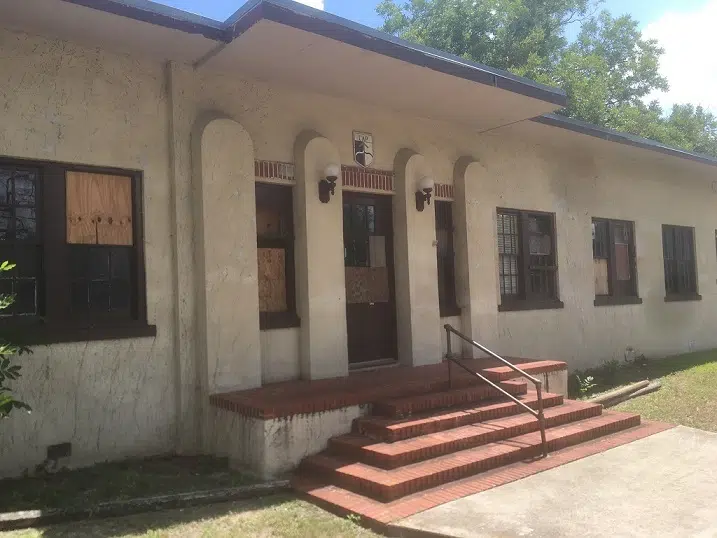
[[592, 220, 609, 259], [497, 212, 521, 298], [0, 170, 11, 205], [13, 172, 36, 206], [89, 248, 110, 280], [89, 280, 111, 311], [14, 279, 37, 315], [15, 208, 36, 241]]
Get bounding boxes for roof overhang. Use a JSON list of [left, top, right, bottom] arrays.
[[0, 0, 567, 131], [534, 114, 717, 168]]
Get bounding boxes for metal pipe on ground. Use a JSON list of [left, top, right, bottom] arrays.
[[588, 380, 650, 406]]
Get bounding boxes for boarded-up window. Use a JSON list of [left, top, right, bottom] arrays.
[[65, 172, 135, 317], [497, 209, 559, 306], [663, 224, 697, 296], [0, 157, 149, 338], [592, 218, 638, 300], [256, 182, 297, 329]]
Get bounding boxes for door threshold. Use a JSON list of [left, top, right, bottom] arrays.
[[349, 358, 399, 373]]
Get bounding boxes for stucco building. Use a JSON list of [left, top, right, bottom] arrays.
[[0, 0, 715, 485]]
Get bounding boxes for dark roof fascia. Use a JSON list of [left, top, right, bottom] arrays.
[[224, 0, 568, 106], [61, 0, 230, 41], [534, 114, 717, 168]]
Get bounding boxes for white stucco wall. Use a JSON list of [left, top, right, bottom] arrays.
[[0, 29, 175, 476], [193, 68, 717, 372], [261, 328, 301, 384]]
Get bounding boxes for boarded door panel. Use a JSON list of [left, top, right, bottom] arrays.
[[67, 172, 133, 246]]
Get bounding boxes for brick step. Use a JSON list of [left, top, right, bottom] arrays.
[[372, 380, 527, 418], [332, 400, 600, 469], [479, 360, 566, 382], [300, 411, 640, 502], [355, 391, 564, 442]]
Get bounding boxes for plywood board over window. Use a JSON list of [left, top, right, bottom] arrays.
[[66, 171, 133, 246]]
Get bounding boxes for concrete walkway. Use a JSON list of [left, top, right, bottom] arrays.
[[397, 426, 717, 538]]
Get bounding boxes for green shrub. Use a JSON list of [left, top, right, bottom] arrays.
[[0, 261, 32, 418]]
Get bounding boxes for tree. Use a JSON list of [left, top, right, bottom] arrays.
[[0, 261, 32, 419], [377, 0, 717, 157]]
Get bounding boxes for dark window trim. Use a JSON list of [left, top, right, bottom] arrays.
[[0, 156, 153, 343], [440, 304, 462, 318], [662, 224, 698, 298], [256, 182, 299, 332], [664, 293, 702, 303], [259, 311, 301, 331], [499, 299, 565, 312], [594, 296, 643, 307], [497, 208, 560, 311], [592, 217, 640, 303]]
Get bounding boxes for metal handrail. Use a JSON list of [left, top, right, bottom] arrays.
[[443, 324, 548, 458]]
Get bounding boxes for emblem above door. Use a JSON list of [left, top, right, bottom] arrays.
[[353, 131, 374, 168]]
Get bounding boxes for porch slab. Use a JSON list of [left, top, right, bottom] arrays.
[[396, 425, 715, 538], [209, 358, 566, 419]]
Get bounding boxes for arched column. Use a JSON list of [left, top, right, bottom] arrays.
[[191, 114, 261, 398], [293, 131, 348, 380], [393, 149, 442, 366], [453, 157, 499, 356]]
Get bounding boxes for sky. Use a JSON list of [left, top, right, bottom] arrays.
[[153, 0, 716, 113]]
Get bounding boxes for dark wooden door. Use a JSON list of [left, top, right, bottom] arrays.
[[343, 192, 397, 364]]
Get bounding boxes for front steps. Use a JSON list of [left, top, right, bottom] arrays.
[[293, 361, 643, 519]]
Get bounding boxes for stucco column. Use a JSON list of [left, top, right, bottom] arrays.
[[191, 114, 262, 397], [165, 61, 200, 453], [453, 157, 499, 355], [393, 150, 442, 366], [294, 131, 349, 380]]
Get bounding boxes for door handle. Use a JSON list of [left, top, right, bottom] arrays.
[[369, 302, 375, 306]]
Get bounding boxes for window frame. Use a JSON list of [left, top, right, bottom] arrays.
[[0, 156, 154, 344], [662, 224, 701, 302], [592, 218, 642, 307], [435, 200, 460, 318], [255, 181, 299, 331], [497, 208, 564, 312]]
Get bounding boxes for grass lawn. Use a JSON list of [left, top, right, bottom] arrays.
[[573, 350, 717, 432], [1, 495, 381, 538], [0, 456, 255, 513]]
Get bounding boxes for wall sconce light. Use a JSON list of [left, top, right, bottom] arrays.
[[319, 163, 340, 204], [415, 175, 435, 212]]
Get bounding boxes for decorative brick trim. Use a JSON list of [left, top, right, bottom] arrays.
[[255, 160, 295, 182], [434, 183, 454, 200], [342, 166, 394, 193]]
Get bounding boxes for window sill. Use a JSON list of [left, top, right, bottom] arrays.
[[9, 322, 157, 345], [594, 296, 643, 307], [260, 311, 300, 331], [498, 300, 564, 312], [664, 293, 702, 303], [439, 304, 462, 318]]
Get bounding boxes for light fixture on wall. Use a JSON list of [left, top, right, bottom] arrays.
[[319, 163, 340, 204], [415, 175, 435, 212]]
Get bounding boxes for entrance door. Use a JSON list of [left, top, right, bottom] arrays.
[[343, 192, 397, 365]]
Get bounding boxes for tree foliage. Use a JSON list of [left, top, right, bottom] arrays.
[[0, 261, 32, 419], [377, 0, 717, 157]]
